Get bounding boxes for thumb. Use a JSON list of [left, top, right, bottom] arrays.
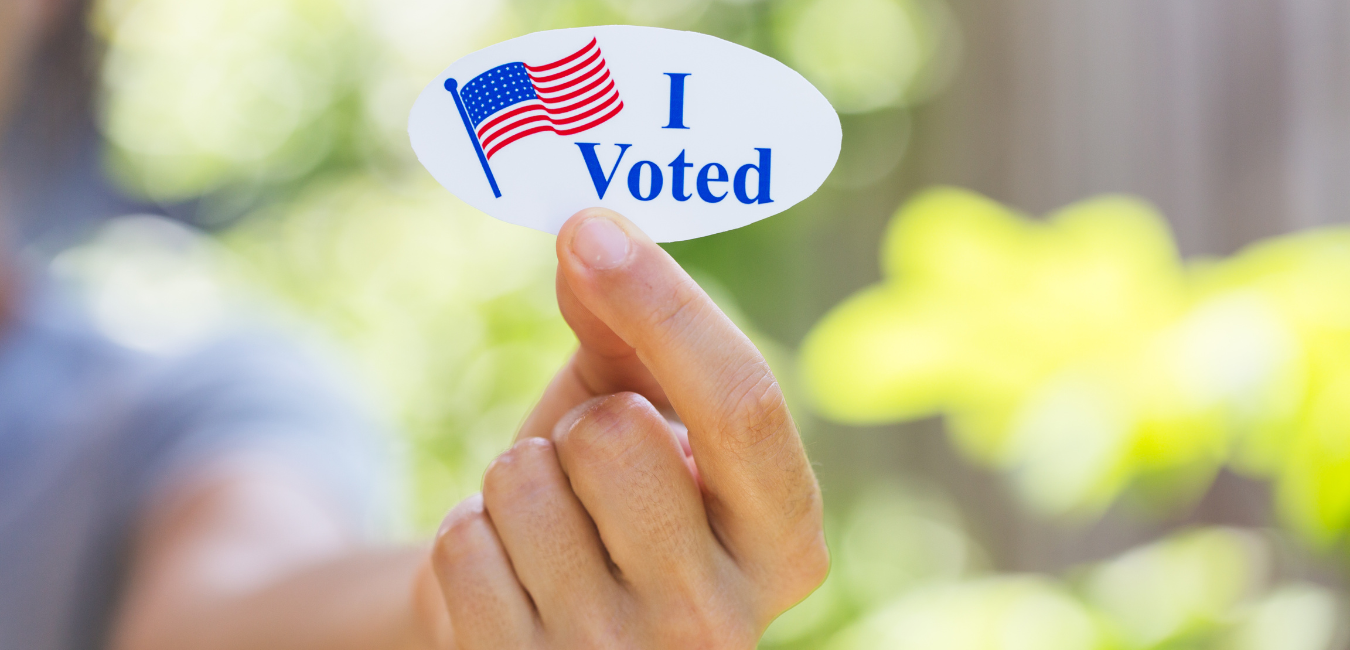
[[555, 268, 666, 405], [512, 219, 669, 443]]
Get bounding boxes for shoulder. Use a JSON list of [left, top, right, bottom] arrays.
[[6, 273, 392, 535], [126, 325, 393, 537]]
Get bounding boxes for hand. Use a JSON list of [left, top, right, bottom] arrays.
[[428, 209, 827, 648]]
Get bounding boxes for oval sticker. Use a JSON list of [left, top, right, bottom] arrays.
[[408, 26, 841, 242]]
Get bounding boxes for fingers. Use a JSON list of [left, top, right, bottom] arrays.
[[444, 397, 768, 650], [555, 209, 823, 578], [552, 393, 721, 596], [481, 438, 619, 636], [558, 270, 670, 407], [514, 271, 667, 443], [431, 495, 537, 649]]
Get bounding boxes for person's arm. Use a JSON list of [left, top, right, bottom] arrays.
[[108, 457, 446, 650]]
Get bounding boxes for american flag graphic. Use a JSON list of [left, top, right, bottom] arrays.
[[457, 38, 623, 160]]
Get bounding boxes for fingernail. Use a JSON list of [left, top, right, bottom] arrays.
[[572, 216, 630, 270]]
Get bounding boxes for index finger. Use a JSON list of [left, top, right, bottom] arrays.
[[513, 270, 668, 443], [555, 208, 824, 581]]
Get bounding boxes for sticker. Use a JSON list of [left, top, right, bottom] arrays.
[[408, 26, 842, 242]]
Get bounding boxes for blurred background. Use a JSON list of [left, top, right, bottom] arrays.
[[4, 0, 1350, 648]]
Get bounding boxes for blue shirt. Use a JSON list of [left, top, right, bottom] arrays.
[[0, 282, 387, 649]]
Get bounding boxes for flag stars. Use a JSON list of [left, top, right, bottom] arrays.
[[460, 62, 539, 124], [452, 39, 620, 156]]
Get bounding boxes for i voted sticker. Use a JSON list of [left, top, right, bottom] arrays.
[[408, 26, 842, 242]]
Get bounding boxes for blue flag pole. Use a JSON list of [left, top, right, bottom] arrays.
[[444, 78, 502, 198]]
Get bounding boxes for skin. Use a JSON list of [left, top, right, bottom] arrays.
[[434, 212, 828, 648], [3, 5, 827, 649]]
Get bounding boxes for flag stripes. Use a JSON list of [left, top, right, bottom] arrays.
[[472, 38, 624, 159]]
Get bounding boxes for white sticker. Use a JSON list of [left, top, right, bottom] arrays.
[[408, 26, 841, 242]]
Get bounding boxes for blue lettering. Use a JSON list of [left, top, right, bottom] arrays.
[[668, 150, 693, 201], [577, 145, 771, 205], [696, 163, 728, 203], [663, 73, 691, 129], [628, 160, 664, 201], [575, 142, 631, 199], [733, 148, 772, 204]]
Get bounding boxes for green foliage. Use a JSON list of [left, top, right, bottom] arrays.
[[91, 0, 958, 204], [762, 484, 1338, 650], [85, 0, 1349, 646], [801, 186, 1350, 546]]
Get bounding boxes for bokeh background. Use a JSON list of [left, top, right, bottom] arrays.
[[4, 0, 1350, 648]]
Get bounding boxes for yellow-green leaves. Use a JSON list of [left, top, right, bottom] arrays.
[[824, 577, 1101, 650], [802, 188, 1189, 478], [802, 187, 1350, 540], [1084, 528, 1267, 648], [763, 510, 1339, 650]]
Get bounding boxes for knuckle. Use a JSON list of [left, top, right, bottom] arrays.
[[482, 438, 558, 501], [433, 496, 489, 567], [643, 276, 707, 348], [785, 531, 831, 599], [716, 361, 793, 454], [556, 392, 663, 466], [754, 500, 830, 612]]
